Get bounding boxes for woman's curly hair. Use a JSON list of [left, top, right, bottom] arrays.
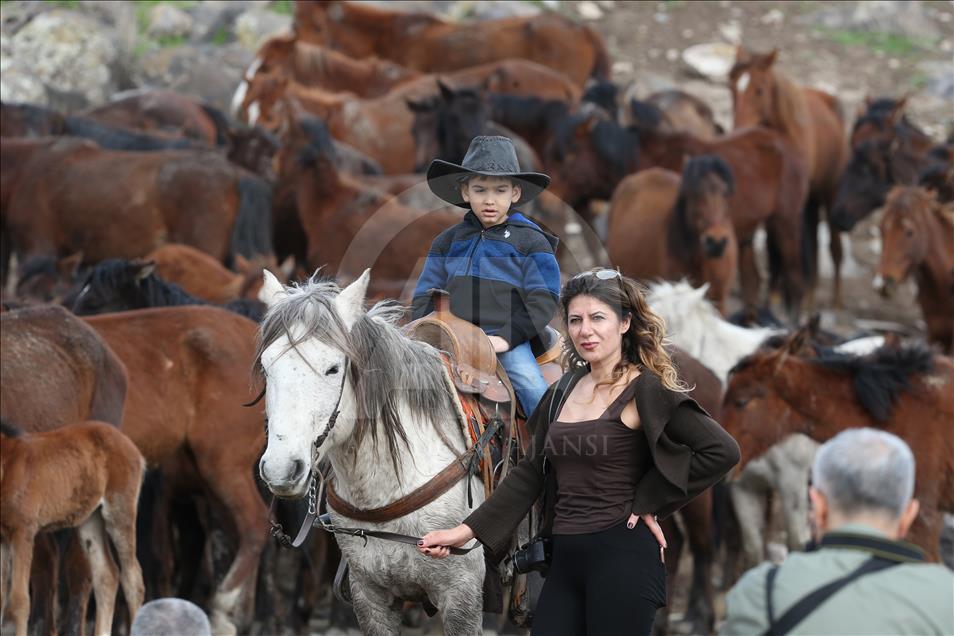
[[559, 269, 688, 393]]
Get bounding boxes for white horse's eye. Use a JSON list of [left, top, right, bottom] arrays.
[[325, 364, 340, 376]]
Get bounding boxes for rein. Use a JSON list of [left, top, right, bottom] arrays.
[[252, 357, 494, 553]]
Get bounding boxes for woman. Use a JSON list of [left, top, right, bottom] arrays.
[[418, 269, 740, 634]]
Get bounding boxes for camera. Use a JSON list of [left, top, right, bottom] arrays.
[[512, 537, 551, 575]]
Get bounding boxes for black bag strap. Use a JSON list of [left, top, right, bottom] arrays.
[[765, 557, 899, 636]]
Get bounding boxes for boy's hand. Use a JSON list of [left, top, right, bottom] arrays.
[[487, 336, 510, 353]]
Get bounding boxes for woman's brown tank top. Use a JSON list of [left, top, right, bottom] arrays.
[[544, 376, 651, 534]]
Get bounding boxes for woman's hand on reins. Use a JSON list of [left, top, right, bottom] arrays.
[[628, 512, 667, 554], [418, 524, 475, 559]]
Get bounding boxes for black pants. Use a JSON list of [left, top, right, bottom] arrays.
[[532, 520, 667, 635]]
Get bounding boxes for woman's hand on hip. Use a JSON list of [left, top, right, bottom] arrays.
[[417, 524, 475, 559], [627, 512, 667, 551]]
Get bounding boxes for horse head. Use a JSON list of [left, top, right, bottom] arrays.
[[408, 80, 487, 170], [256, 270, 369, 497], [875, 186, 935, 297], [672, 155, 735, 260], [729, 48, 779, 129], [831, 138, 917, 232]]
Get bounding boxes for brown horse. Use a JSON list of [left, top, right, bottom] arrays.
[[628, 90, 724, 139], [82, 306, 268, 632], [1, 420, 145, 636], [293, 1, 609, 87], [875, 186, 954, 353], [1, 137, 273, 281], [546, 105, 810, 319], [79, 90, 230, 145], [235, 33, 420, 105], [0, 305, 127, 635], [730, 48, 849, 307], [286, 118, 460, 299], [607, 156, 737, 314], [144, 244, 293, 305], [722, 336, 954, 560]]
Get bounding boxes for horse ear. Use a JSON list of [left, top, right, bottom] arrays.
[[279, 255, 295, 281], [764, 49, 779, 67], [437, 79, 455, 101], [335, 269, 370, 328], [259, 270, 287, 307], [888, 95, 908, 128], [734, 45, 751, 64], [234, 254, 251, 275], [57, 252, 84, 278], [693, 283, 710, 302]]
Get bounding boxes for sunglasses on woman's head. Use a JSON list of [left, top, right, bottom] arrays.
[[572, 269, 622, 281]]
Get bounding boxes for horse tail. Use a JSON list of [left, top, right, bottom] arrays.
[[88, 340, 128, 427], [585, 24, 612, 80], [231, 174, 274, 266], [200, 102, 233, 146]]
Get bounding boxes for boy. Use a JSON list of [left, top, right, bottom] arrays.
[[412, 136, 560, 416]]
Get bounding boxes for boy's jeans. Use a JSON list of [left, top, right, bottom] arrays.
[[497, 341, 549, 417]]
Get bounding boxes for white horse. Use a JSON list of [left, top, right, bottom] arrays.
[[255, 270, 485, 635], [647, 280, 884, 567]]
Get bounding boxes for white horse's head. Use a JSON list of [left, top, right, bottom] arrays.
[[256, 270, 369, 497]]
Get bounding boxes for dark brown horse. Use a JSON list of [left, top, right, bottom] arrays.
[[607, 156, 737, 313], [1, 305, 128, 635], [82, 306, 269, 633], [1, 138, 273, 284], [831, 97, 938, 232], [722, 335, 954, 561], [546, 104, 810, 319], [730, 47, 849, 307], [875, 186, 954, 353], [79, 90, 231, 146], [293, 0, 609, 87], [1, 420, 145, 636]]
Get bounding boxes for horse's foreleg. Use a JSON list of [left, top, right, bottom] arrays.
[[766, 215, 806, 323], [77, 513, 119, 636], [729, 480, 768, 569], [683, 493, 715, 635], [828, 226, 843, 308], [192, 451, 268, 635], [60, 530, 92, 636], [349, 579, 402, 636], [737, 236, 760, 312], [432, 561, 484, 636], [9, 531, 36, 636]]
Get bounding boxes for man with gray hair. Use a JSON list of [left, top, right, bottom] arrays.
[[722, 428, 954, 635]]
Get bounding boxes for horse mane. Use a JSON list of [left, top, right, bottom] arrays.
[[581, 80, 618, 115], [552, 108, 638, 180], [769, 68, 811, 137], [811, 343, 935, 422], [2, 102, 65, 133], [0, 417, 23, 438], [254, 278, 456, 477], [16, 255, 59, 287], [668, 155, 734, 259], [297, 116, 338, 161], [628, 99, 665, 131], [62, 116, 198, 151], [489, 94, 569, 133]]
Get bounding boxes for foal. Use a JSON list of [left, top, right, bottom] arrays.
[[1, 420, 145, 636]]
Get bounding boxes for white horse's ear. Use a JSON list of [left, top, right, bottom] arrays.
[[693, 283, 710, 301], [335, 269, 370, 328], [259, 270, 287, 307]]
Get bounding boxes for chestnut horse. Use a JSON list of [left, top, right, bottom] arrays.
[[232, 33, 420, 114], [875, 186, 954, 353], [145, 244, 293, 305], [1, 138, 273, 282], [730, 48, 849, 307], [293, 1, 609, 87], [546, 105, 810, 319], [722, 335, 954, 561], [79, 90, 231, 146], [286, 118, 460, 299], [606, 156, 737, 313], [1, 305, 127, 635], [81, 306, 268, 633], [1, 420, 145, 636]]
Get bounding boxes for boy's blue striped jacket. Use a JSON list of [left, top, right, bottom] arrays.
[[411, 211, 561, 349]]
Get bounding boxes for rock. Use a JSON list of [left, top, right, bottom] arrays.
[[148, 4, 194, 40], [577, 1, 604, 20], [234, 8, 292, 49], [718, 20, 742, 44], [681, 42, 737, 81], [133, 43, 253, 112], [797, 0, 943, 41], [6, 10, 118, 108], [920, 61, 954, 99], [760, 9, 785, 26]]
